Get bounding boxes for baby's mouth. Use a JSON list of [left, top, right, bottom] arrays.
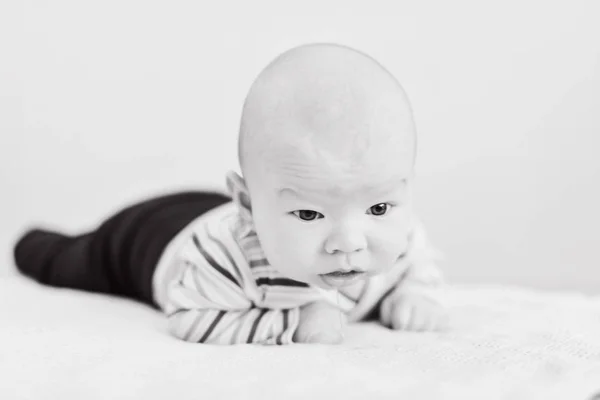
[[319, 270, 366, 287]]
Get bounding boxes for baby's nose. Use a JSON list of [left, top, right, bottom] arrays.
[[324, 226, 367, 254]]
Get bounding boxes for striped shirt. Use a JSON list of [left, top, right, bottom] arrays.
[[152, 202, 441, 345]]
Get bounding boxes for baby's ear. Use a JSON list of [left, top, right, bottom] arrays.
[[225, 171, 253, 221]]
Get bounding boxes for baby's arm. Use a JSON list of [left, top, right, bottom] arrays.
[[378, 219, 449, 332], [165, 258, 300, 345], [163, 235, 344, 345]]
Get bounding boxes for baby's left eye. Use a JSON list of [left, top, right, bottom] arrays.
[[367, 203, 390, 216]]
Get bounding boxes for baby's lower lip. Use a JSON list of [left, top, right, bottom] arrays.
[[319, 270, 365, 287]]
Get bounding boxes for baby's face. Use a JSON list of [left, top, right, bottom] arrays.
[[238, 44, 418, 289], [246, 142, 414, 290]]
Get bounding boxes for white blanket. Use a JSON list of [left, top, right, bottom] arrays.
[[1, 275, 599, 400]]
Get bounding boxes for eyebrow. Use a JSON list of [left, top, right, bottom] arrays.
[[277, 178, 407, 198], [278, 187, 305, 199]]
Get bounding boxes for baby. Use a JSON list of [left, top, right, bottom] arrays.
[[14, 43, 448, 345]]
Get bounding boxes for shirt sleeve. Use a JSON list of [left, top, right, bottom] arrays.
[[162, 232, 300, 345], [401, 218, 444, 286]]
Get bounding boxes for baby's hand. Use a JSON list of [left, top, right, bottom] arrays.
[[293, 300, 346, 344], [379, 284, 449, 332]]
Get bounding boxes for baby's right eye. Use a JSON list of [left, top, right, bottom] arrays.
[[292, 210, 324, 221]]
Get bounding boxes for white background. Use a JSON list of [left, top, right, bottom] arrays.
[[1, 1, 599, 292]]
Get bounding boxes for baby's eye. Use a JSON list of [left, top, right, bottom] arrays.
[[367, 203, 390, 216], [292, 210, 324, 221]]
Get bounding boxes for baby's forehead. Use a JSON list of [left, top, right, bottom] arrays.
[[266, 122, 414, 169], [263, 149, 411, 196]]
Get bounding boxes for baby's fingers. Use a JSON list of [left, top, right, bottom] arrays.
[[405, 304, 429, 331], [389, 294, 449, 332], [391, 303, 413, 330]]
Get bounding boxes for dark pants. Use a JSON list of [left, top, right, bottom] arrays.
[[13, 191, 230, 308]]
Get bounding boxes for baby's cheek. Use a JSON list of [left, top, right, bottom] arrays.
[[373, 218, 410, 247], [286, 231, 318, 258], [370, 226, 410, 266], [264, 225, 313, 267]]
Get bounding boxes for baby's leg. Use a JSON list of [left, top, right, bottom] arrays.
[[14, 191, 230, 307]]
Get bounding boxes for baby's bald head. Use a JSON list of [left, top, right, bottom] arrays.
[[238, 43, 416, 188]]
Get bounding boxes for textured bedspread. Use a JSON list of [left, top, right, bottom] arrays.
[[1, 275, 599, 399]]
